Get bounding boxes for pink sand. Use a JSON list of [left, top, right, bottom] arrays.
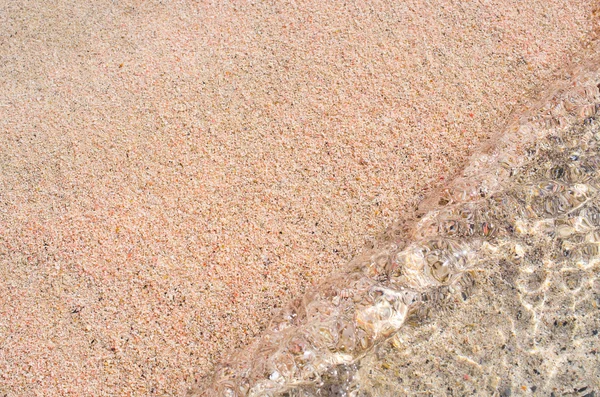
[[0, 0, 597, 395]]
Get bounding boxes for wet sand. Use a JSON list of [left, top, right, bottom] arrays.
[[0, 1, 598, 395]]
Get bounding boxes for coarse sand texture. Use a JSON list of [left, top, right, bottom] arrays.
[[0, 0, 598, 395]]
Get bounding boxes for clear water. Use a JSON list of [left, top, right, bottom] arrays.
[[189, 48, 600, 396]]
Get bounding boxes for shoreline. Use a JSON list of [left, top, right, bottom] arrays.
[[193, 35, 600, 396], [1, 1, 598, 395]]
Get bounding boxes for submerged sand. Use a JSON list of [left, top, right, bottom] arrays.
[[0, 0, 598, 395]]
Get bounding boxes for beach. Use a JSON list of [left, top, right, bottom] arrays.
[[0, 0, 598, 395]]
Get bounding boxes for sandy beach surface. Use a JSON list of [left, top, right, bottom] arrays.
[[0, 1, 598, 395]]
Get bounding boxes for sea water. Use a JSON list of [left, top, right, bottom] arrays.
[[189, 47, 600, 396]]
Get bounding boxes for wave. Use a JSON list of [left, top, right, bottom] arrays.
[[188, 42, 600, 396]]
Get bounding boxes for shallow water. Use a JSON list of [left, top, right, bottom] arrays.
[[189, 47, 600, 396]]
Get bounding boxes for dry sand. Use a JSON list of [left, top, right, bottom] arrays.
[[0, 0, 598, 395]]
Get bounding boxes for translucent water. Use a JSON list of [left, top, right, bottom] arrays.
[[189, 47, 600, 396]]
